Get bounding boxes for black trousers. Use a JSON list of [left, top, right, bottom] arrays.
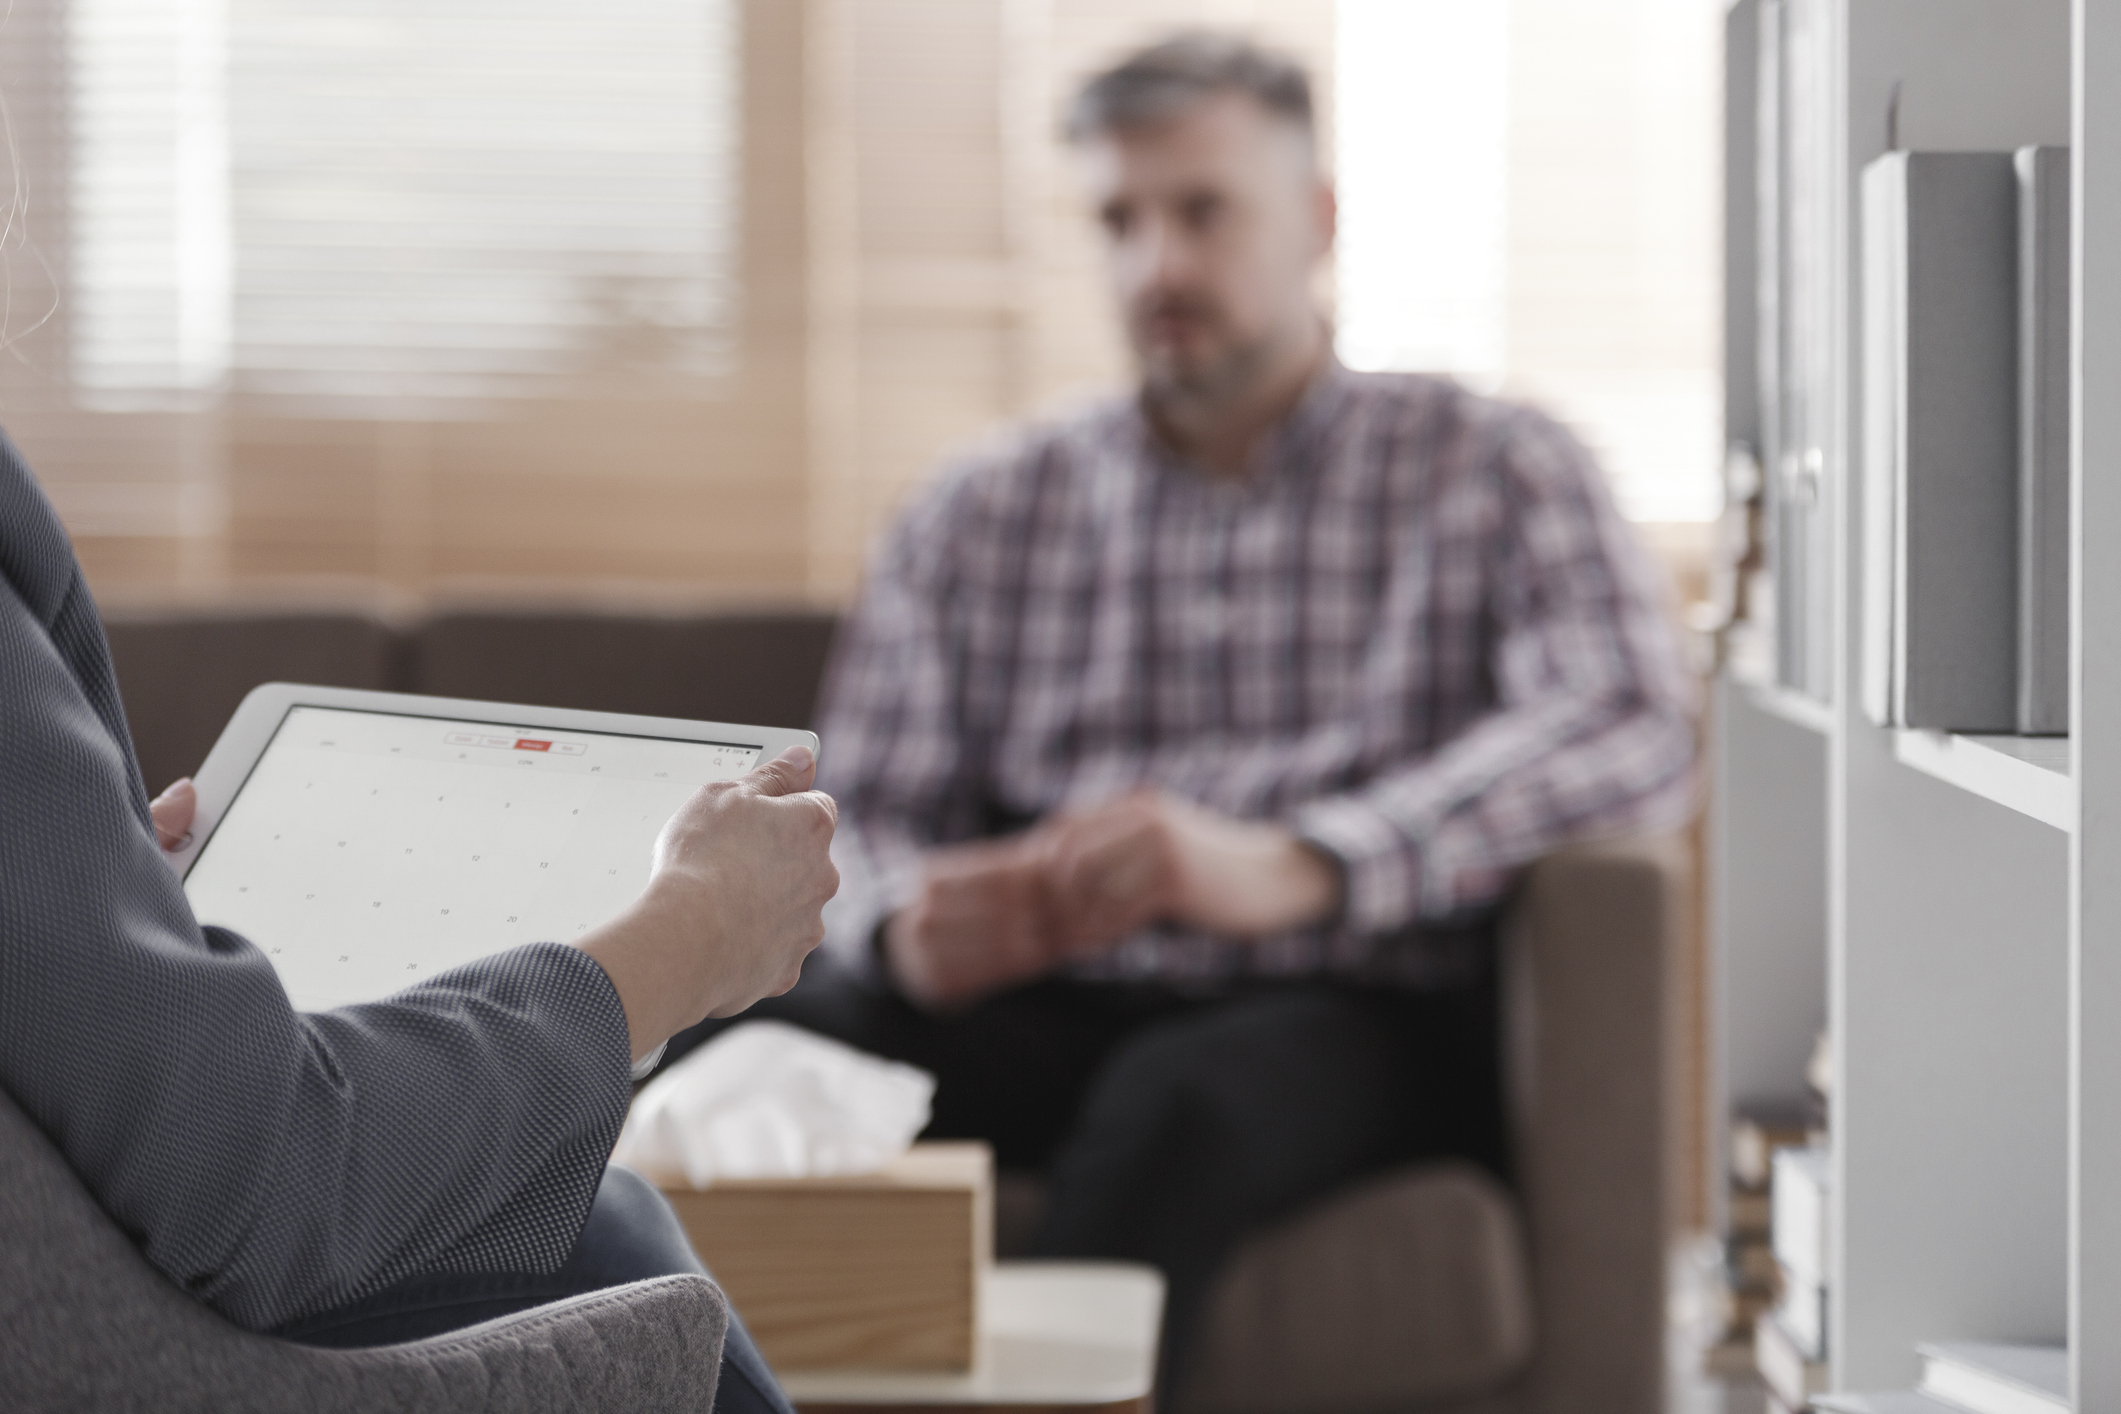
[[662, 951, 1508, 1397]]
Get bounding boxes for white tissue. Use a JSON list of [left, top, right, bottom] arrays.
[[612, 1020, 936, 1185]]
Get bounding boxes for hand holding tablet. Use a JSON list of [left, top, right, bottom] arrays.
[[175, 684, 839, 1059], [578, 745, 839, 1058]]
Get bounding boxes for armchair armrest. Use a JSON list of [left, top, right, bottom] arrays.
[[1501, 832, 1686, 1414], [350, 1274, 730, 1412], [1, 1080, 729, 1413]]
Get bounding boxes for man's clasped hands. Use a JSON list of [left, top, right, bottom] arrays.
[[884, 789, 1343, 1009]]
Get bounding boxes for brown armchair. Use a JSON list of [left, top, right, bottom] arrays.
[[1176, 834, 1683, 1414]]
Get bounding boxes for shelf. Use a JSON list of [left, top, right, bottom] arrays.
[[1916, 1340, 2068, 1414], [1892, 731, 2074, 832], [1813, 1395, 1958, 1414], [1734, 674, 1836, 736]]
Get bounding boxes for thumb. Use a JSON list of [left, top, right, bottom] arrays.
[[151, 777, 197, 850], [744, 744, 817, 797]]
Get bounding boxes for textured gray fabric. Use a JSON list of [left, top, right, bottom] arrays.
[[0, 433, 635, 1331], [0, 1083, 729, 1413]]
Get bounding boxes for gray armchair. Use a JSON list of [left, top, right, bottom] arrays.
[[0, 1085, 731, 1412]]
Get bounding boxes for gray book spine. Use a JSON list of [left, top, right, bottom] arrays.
[[1860, 156, 1905, 725], [1726, 0, 1762, 462], [1756, 0, 1796, 688], [1890, 152, 2020, 733], [1763, 0, 1836, 701], [2017, 145, 2071, 735]]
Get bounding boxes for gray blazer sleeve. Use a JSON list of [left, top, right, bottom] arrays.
[[0, 438, 635, 1332]]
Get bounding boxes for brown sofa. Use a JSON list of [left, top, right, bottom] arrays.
[[95, 605, 1681, 1414]]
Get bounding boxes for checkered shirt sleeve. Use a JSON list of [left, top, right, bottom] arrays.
[[1287, 407, 1701, 932]]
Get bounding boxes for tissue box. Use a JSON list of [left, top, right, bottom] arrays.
[[655, 1141, 992, 1371]]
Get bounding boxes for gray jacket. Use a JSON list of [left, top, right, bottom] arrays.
[[0, 434, 632, 1331]]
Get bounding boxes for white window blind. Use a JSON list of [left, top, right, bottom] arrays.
[[69, 0, 230, 402], [1334, 0, 1723, 523], [1334, 0, 1509, 383], [67, 0, 740, 410]]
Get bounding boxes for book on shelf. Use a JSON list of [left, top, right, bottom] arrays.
[[1754, 0, 1790, 688], [1735, 1099, 1826, 1188], [1769, 1144, 1830, 1360], [1732, 1184, 1772, 1239], [1732, 1232, 1780, 1289], [1705, 1333, 1763, 1381], [1757, 1310, 1831, 1410], [1774, 1264, 1828, 1363], [1724, 1280, 1777, 1337], [1756, 0, 1835, 702], [1807, 1029, 1833, 1101], [1917, 1341, 2066, 1414], [1773, 1145, 1831, 1285], [1858, 147, 1905, 726], [1859, 150, 2022, 732], [2016, 145, 2071, 736]]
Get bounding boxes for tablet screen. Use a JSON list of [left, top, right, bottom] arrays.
[[183, 705, 762, 1011]]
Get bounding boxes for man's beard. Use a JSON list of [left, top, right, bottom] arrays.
[[1133, 307, 1280, 418]]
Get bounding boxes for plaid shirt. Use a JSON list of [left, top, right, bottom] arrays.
[[815, 360, 1698, 988]]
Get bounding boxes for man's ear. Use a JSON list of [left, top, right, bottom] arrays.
[[1313, 178, 1338, 262]]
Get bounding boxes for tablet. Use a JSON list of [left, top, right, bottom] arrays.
[[174, 682, 819, 1013]]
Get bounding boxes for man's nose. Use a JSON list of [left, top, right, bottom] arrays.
[[1130, 215, 1195, 293]]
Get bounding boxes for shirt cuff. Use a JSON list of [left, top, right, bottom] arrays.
[[819, 883, 892, 982], [820, 829, 926, 983], [1292, 796, 1425, 936]]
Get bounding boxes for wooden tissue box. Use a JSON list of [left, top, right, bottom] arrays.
[[653, 1141, 992, 1372]]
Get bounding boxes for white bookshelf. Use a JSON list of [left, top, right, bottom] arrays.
[[1744, 672, 1840, 737], [1710, 674, 1829, 1237], [2069, 0, 2121, 1401], [1711, 0, 2121, 1404], [1891, 732, 2074, 831]]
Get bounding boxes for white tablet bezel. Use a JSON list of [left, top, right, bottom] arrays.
[[169, 681, 820, 880]]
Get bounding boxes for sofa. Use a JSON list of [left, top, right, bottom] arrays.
[[20, 603, 1682, 1413]]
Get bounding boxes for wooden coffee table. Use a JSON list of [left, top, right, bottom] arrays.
[[777, 1261, 1164, 1414]]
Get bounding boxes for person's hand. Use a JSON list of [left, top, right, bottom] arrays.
[[1043, 789, 1341, 950], [883, 836, 1062, 1011], [578, 745, 839, 1059], [150, 778, 197, 852]]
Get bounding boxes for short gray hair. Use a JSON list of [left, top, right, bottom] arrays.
[[1064, 32, 1315, 150]]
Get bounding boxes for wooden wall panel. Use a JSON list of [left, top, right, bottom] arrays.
[[226, 417, 384, 580], [29, 0, 1336, 609]]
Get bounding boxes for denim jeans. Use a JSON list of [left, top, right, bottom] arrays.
[[275, 1164, 793, 1414]]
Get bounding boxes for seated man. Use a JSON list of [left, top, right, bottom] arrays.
[[668, 31, 1696, 1396]]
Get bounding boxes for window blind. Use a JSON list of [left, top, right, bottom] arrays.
[[66, 0, 740, 410], [69, 0, 229, 402]]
